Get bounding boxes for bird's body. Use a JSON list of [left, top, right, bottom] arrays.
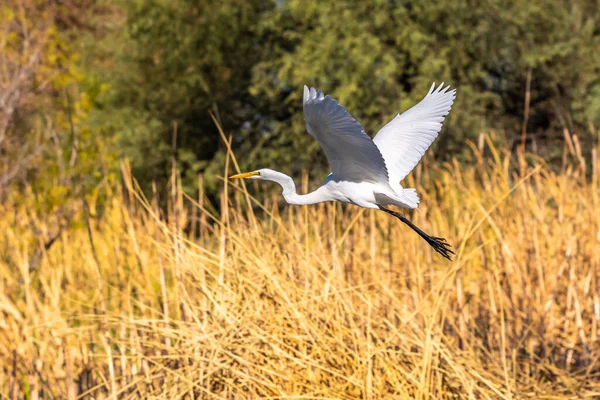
[[314, 179, 414, 209], [231, 83, 456, 259], [318, 179, 386, 208]]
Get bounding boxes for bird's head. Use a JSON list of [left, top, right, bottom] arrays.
[[229, 168, 290, 183]]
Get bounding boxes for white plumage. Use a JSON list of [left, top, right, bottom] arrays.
[[373, 82, 456, 185], [303, 86, 390, 185], [230, 83, 457, 259]]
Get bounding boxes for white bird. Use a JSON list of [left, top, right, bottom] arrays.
[[230, 83, 456, 260]]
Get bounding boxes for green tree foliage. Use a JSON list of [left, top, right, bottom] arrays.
[[0, 0, 118, 245], [91, 0, 599, 197], [89, 0, 274, 195], [7, 0, 600, 202], [250, 0, 600, 165]]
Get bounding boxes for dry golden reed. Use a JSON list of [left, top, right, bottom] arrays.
[[1, 135, 599, 399]]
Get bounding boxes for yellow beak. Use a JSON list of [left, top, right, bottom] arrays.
[[229, 171, 259, 179]]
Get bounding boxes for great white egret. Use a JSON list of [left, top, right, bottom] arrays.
[[230, 83, 456, 260]]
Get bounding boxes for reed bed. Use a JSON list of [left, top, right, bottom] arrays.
[[1, 136, 599, 399]]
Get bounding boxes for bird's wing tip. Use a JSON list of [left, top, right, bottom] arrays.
[[427, 82, 457, 97], [428, 82, 436, 95]]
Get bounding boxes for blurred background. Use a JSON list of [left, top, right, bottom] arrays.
[[2, 1, 600, 398], [2, 0, 599, 205]]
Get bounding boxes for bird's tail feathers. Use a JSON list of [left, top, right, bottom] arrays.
[[402, 188, 420, 208]]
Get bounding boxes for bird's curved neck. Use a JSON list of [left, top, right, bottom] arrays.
[[265, 171, 330, 205]]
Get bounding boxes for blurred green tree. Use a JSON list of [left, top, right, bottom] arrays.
[[88, 0, 275, 196], [250, 0, 600, 169], [0, 0, 119, 263], [83, 0, 600, 196]]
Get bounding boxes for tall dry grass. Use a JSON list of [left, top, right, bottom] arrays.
[[1, 133, 599, 399]]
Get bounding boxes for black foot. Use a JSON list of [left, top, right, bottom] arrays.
[[379, 206, 455, 261], [423, 235, 455, 261]]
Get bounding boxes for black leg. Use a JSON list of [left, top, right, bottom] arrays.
[[379, 206, 454, 261]]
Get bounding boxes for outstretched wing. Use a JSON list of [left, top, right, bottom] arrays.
[[303, 86, 389, 184], [373, 83, 456, 184]]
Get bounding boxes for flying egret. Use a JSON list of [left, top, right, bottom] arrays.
[[230, 83, 456, 260]]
